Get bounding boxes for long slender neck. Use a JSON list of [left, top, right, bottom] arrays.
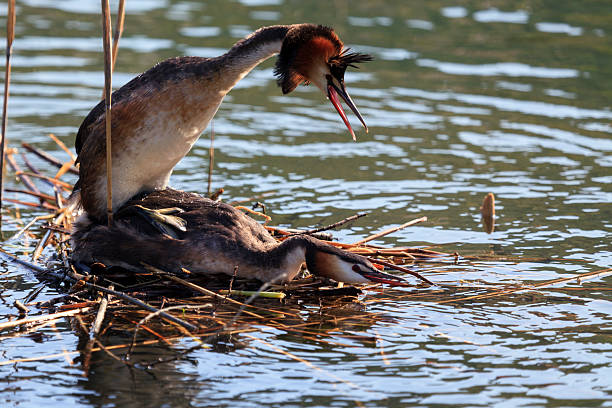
[[214, 25, 291, 93], [258, 235, 316, 282]]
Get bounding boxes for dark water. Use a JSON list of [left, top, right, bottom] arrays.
[[1, 0, 611, 406]]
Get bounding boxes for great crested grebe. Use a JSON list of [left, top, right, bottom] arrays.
[[71, 24, 409, 285], [71, 189, 408, 285], [73, 24, 370, 222]]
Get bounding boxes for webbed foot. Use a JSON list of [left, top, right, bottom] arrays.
[[117, 205, 187, 238]]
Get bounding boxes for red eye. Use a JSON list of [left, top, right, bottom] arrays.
[[352, 264, 361, 273]]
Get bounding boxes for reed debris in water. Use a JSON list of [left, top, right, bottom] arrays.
[[0, 0, 16, 231], [480, 192, 495, 234], [3, 143, 604, 376]]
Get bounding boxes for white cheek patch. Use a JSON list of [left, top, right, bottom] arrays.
[[307, 62, 330, 93], [326, 257, 371, 283]]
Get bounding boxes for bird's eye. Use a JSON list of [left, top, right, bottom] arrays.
[[352, 264, 362, 273], [328, 64, 345, 82]]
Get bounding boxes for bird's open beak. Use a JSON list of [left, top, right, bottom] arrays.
[[354, 265, 410, 287], [327, 80, 368, 141]]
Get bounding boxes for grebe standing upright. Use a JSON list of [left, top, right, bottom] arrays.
[[73, 24, 370, 222], [71, 24, 411, 285]]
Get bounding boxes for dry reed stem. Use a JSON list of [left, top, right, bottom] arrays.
[[122, 317, 173, 345], [3, 198, 56, 211], [75, 276, 199, 332], [77, 316, 136, 374], [32, 229, 53, 261], [0, 0, 16, 230], [13, 300, 30, 314], [92, 288, 111, 336], [48, 134, 77, 162], [218, 289, 286, 299], [289, 211, 368, 236], [374, 330, 391, 366], [207, 120, 214, 196], [6, 153, 41, 194], [74, 315, 95, 374], [13, 171, 72, 190], [4, 188, 56, 203], [0, 319, 60, 341], [144, 265, 267, 319], [23, 284, 45, 304], [0, 307, 92, 331], [101, 0, 113, 226], [19, 151, 58, 193], [0, 246, 47, 273], [21, 143, 79, 174], [111, 0, 126, 72], [127, 304, 211, 357], [353, 216, 427, 245], [235, 205, 271, 225], [54, 160, 75, 180], [433, 267, 612, 305]]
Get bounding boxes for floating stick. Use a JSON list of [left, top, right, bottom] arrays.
[[353, 216, 427, 245], [0, 307, 92, 331], [219, 289, 286, 299], [0, 0, 16, 231], [288, 211, 368, 236]]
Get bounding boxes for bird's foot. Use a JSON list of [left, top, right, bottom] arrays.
[[117, 205, 187, 238]]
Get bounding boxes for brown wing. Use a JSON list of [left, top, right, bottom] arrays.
[[75, 100, 105, 159], [73, 56, 217, 196]]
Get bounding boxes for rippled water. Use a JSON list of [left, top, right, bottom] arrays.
[[1, 1, 611, 407]]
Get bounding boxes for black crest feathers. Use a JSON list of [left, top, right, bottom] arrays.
[[328, 49, 373, 82], [274, 24, 372, 94]]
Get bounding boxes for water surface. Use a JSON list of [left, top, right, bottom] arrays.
[[1, 0, 611, 406]]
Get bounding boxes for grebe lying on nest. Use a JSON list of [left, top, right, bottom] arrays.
[[71, 189, 408, 285], [71, 24, 408, 285]]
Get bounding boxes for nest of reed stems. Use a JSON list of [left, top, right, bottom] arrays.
[[0, 140, 446, 369], [2, 1, 611, 375], [2, 140, 612, 372]]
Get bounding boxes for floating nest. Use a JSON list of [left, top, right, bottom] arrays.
[[2, 140, 609, 372]]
